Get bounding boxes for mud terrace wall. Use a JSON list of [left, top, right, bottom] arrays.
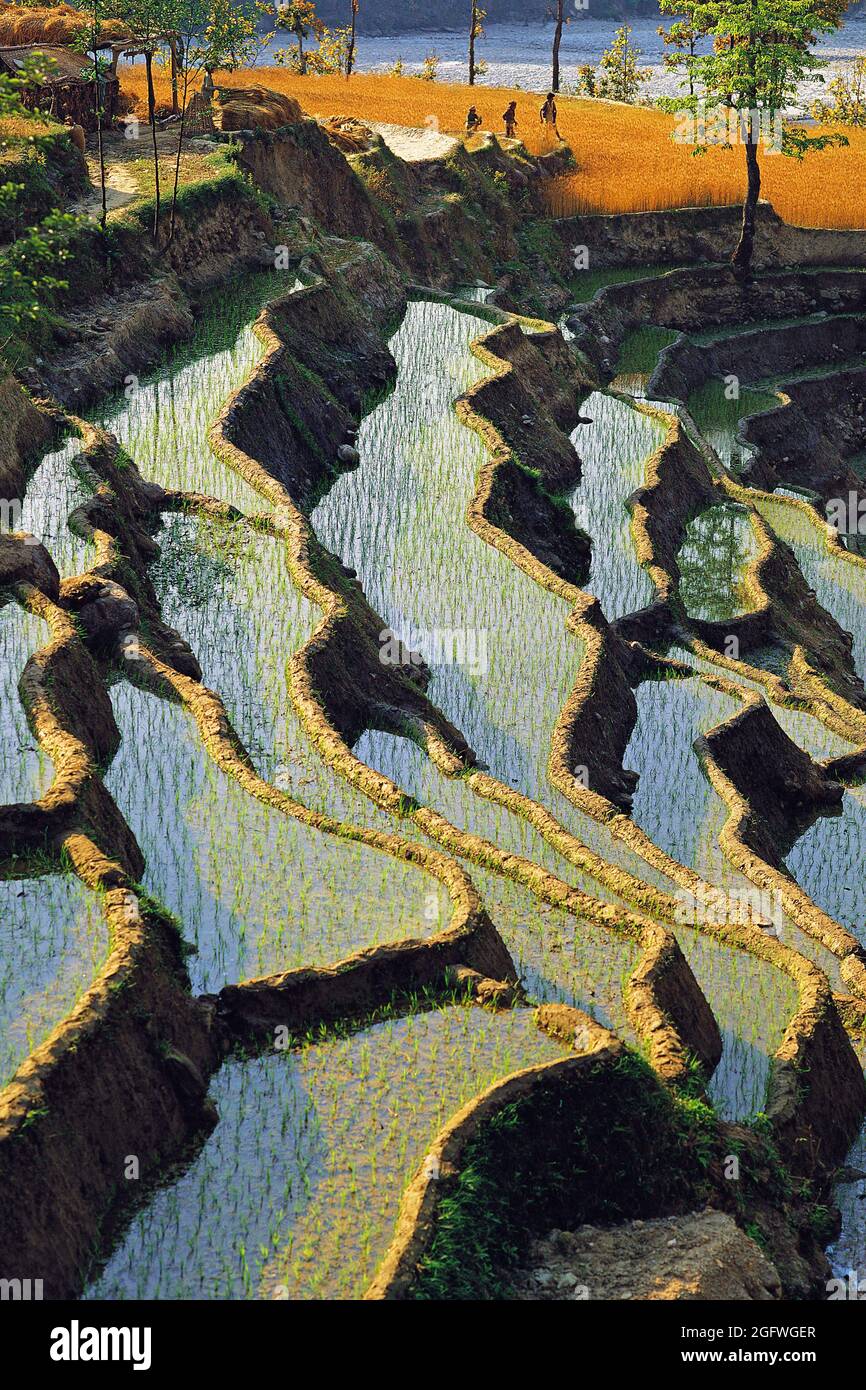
[[557, 202, 866, 271], [367, 1010, 706, 1300], [452, 287, 866, 1187], [210, 269, 722, 1091]]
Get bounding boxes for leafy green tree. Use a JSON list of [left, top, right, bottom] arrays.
[[276, 0, 322, 75], [165, 0, 265, 244], [812, 53, 866, 125], [0, 210, 85, 362], [70, 0, 112, 231], [657, 18, 707, 98], [114, 0, 175, 242], [597, 25, 651, 103], [659, 0, 849, 280]]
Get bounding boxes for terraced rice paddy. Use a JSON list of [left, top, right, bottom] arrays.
[[0, 875, 107, 1086], [0, 601, 52, 805], [312, 301, 675, 889], [105, 682, 448, 991], [85, 1004, 567, 1300], [18, 438, 95, 579], [755, 496, 866, 683], [7, 237, 866, 1305], [568, 392, 662, 616], [91, 272, 284, 514], [678, 503, 758, 622], [784, 788, 866, 943], [687, 379, 780, 472]]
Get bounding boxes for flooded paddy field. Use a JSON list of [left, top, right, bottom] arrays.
[[7, 231, 866, 1308]]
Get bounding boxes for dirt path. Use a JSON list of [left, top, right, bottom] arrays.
[[73, 160, 139, 220], [71, 130, 221, 222], [368, 121, 459, 162]]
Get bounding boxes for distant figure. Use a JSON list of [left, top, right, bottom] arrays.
[[540, 91, 562, 142], [63, 117, 86, 155], [202, 66, 215, 101], [503, 100, 518, 139], [466, 104, 482, 136]]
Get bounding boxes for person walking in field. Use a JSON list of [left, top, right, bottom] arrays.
[[503, 100, 518, 139], [539, 91, 562, 143], [466, 104, 482, 136]]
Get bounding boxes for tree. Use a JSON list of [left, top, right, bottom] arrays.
[[346, 0, 358, 78], [0, 67, 84, 356], [115, 0, 175, 243], [812, 53, 866, 125], [596, 24, 650, 103], [551, 0, 569, 93], [166, 0, 264, 246], [659, 0, 849, 281], [70, 0, 111, 232], [309, 25, 351, 73], [0, 210, 84, 361], [657, 18, 707, 98], [276, 0, 322, 75], [575, 63, 597, 97], [468, 3, 485, 86]]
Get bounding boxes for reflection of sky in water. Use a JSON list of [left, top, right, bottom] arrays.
[[0, 602, 52, 805], [0, 876, 107, 1087], [105, 685, 448, 991]]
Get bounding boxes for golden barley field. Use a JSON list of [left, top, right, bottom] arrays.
[[120, 66, 866, 230]]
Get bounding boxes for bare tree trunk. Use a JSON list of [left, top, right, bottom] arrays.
[[169, 38, 180, 116], [347, 2, 357, 78], [93, 47, 107, 234], [469, 1, 476, 85], [732, 134, 760, 283], [297, 32, 306, 75], [552, 0, 564, 92], [168, 44, 190, 247], [145, 50, 161, 245]]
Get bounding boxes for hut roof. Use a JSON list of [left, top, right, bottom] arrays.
[[0, 6, 132, 49], [0, 44, 99, 85]]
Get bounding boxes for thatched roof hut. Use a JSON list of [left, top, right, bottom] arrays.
[[0, 44, 120, 130]]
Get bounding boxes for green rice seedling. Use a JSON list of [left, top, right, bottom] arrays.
[[686, 377, 779, 474], [84, 1004, 568, 1301], [677, 503, 759, 623], [0, 874, 108, 1086], [0, 600, 52, 805], [104, 685, 449, 991], [566, 266, 682, 307]]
